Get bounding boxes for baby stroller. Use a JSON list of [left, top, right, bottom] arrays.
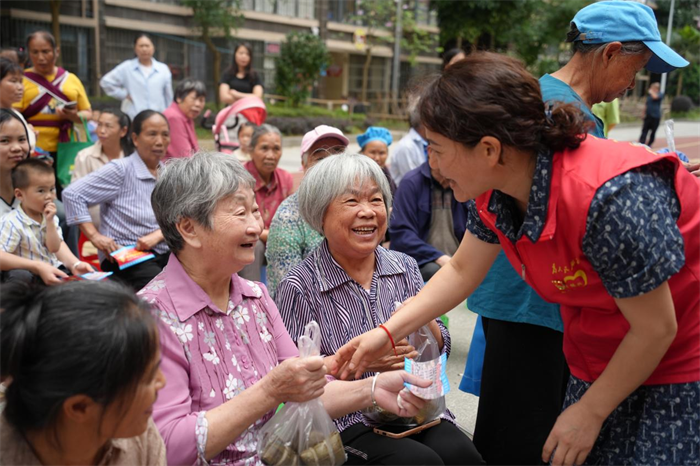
[[211, 96, 267, 154]]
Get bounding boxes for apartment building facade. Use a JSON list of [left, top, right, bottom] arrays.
[[0, 0, 442, 101]]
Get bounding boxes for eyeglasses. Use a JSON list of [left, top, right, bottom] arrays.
[[310, 145, 347, 158]]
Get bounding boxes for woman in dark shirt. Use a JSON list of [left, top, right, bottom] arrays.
[[218, 43, 263, 105]]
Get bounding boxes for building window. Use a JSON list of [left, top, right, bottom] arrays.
[[4, 19, 95, 94], [242, 0, 316, 18], [348, 54, 389, 100]]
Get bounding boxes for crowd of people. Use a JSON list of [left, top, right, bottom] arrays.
[[1, 1, 699, 465]]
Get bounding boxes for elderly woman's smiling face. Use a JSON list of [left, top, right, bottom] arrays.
[[323, 180, 387, 260]]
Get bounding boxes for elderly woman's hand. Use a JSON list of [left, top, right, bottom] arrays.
[[262, 356, 327, 404], [374, 371, 431, 418]]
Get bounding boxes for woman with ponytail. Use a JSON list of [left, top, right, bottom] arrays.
[[334, 51, 700, 466], [0, 280, 167, 465]]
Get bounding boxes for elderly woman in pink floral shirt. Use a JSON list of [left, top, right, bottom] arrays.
[[139, 151, 431, 466]]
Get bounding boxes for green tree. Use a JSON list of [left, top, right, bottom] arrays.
[[274, 32, 329, 107], [349, 0, 438, 103], [665, 25, 700, 102], [181, 0, 243, 105]]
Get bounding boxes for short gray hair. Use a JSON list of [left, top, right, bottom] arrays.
[[152, 151, 255, 253], [298, 152, 392, 234], [567, 23, 648, 57], [250, 124, 282, 150], [174, 78, 207, 101]]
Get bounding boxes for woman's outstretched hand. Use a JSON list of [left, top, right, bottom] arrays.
[[332, 327, 393, 380]]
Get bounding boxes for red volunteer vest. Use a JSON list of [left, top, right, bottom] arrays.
[[476, 136, 700, 385]]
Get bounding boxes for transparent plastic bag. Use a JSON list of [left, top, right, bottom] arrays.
[[258, 321, 347, 466], [363, 323, 446, 426]]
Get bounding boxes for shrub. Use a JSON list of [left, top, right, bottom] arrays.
[[671, 95, 694, 113]]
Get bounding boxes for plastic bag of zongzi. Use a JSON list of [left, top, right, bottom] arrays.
[[258, 321, 347, 466]]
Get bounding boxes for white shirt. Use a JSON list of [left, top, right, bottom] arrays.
[[389, 128, 428, 185]]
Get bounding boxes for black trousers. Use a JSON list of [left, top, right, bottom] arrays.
[[472, 317, 569, 465], [639, 116, 661, 147], [341, 421, 484, 465], [101, 252, 168, 292]]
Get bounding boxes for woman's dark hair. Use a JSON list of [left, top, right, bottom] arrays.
[[227, 43, 257, 83], [0, 47, 28, 67], [442, 48, 465, 70], [101, 108, 133, 155], [420, 52, 588, 155], [0, 57, 23, 81], [0, 280, 159, 435], [566, 23, 648, 56], [26, 31, 57, 50], [131, 109, 168, 136], [174, 78, 207, 102], [134, 33, 153, 47], [0, 109, 31, 157]]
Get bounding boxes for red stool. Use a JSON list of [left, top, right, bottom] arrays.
[[78, 233, 102, 271]]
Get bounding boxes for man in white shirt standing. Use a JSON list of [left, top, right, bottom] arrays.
[[389, 98, 429, 186]]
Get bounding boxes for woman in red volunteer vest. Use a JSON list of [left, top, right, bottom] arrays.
[[333, 52, 700, 466]]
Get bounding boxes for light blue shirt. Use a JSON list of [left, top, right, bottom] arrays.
[[389, 128, 428, 185], [100, 58, 173, 119], [539, 74, 605, 138]]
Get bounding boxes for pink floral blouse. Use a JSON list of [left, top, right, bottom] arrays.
[[138, 254, 299, 466]]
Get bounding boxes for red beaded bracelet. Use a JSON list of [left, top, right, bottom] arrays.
[[378, 324, 398, 357]]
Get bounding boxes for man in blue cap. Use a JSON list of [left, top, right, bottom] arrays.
[[540, 0, 688, 138]]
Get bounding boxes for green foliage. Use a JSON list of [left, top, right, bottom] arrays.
[[267, 103, 364, 122], [180, 0, 243, 38], [350, 0, 438, 64], [668, 63, 700, 104], [655, 0, 700, 30], [274, 32, 330, 107]]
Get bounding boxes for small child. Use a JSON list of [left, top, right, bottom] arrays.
[[357, 126, 397, 195], [233, 122, 255, 163], [0, 159, 93, 282]]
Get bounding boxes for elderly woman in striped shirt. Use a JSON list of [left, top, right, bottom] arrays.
[[138, 151, 432, 466], [275, 153, 483, 465], [63, 110, 170, 291]]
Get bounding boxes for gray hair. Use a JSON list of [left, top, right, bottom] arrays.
[[152, 151, 255, 253], [250, 124, 282, 150], [567, 23, 648, 57], [298, 153, 392, 234], [174, 78, 206, 101]]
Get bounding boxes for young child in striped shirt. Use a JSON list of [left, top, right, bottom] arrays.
[[0, 159, 93, 282]]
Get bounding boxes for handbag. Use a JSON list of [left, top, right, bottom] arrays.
[[56, 116, 94, 188]]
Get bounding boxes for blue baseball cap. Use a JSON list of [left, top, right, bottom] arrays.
[[357, 127, 393, 149], [571, 1, 689, 73]]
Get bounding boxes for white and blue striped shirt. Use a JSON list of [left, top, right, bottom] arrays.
[[275, 240, 453, 432], [0, 205, 63, 267], [63, 153, 169, 260]]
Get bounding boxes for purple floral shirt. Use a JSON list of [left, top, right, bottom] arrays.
[[139, 254, 299, 466]]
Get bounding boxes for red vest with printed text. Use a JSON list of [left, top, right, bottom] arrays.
[[476, 136, 700, 385]]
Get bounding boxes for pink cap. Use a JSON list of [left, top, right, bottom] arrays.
[[300, 125, 349, 157]]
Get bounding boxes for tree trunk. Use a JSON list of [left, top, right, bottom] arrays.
[[676, 71, 684, 97], [361, 47, 372, 104], [456, 34, 463, 49], [50, 0, 62, 67], [202, 31, 221, 106]]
